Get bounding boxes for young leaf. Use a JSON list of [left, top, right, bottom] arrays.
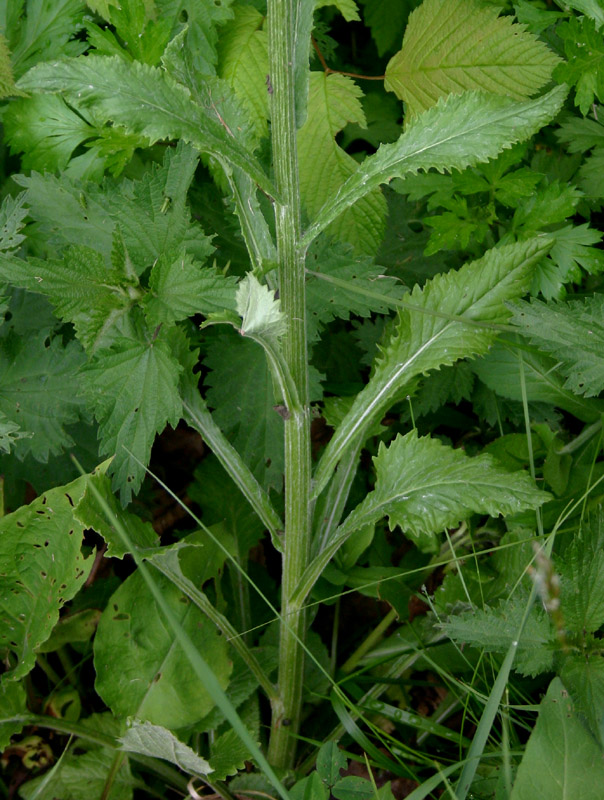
[[337, 430, 549, 552], [18, 55, 277, 197], [554, 15, 604, 115], [217, 5, 269, 139], [82, 327, 185, 502], [510, 678, 604, 800], [302, 85, 567, 246], [119, 719, 212, 776], [236, 273, 286, 342], [298, 72, 387, 254], [510, 294, 604, 398], [94, 569, 232, 729], [209, 723, 256, 780], [0, 473, 95, 682], [313, 238, 551, 497], [385, 0, 559, 119]]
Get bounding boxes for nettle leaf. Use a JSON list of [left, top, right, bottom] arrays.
[[209, 723, 256, 781], [157, 0, 235, 77], [217, 5, 269, 139], [303, 86, 567, 245], [510, 295, 604, 398], [0, 33, 22, 98], [94, 569, 232, 729], [313, 238, 550, 496], [472, 340, 604, 423], [339, 431, 548, 552], [443, 592, 554, 677], [0, 473, 95, 682], [558, 509, 604, 634], [298, 72, 387, 255], [82, 326, 185, 501], [119, 719, 212, 776], [0, 245, 138, 353], [510, 678, 604, 800], [91, 0, 173, 65], [0, 192, 28, 252], [0, 332, 86, 461], [236, 273, 285, 342], [305, 238, 407, 342], [18, 55, 275, 196], [554, 15, 604, 115], [8, 0, 88, 79], [384, 0, 559, 119], [143, 248, 238, 326]]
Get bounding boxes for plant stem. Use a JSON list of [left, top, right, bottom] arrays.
[[267, 0, 312, 769]]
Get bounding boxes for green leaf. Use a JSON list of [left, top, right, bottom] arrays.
[[236, 273, 286, 342], [305, 238, 407, 342], [38, 608, 101, 652], [0, 473, 95, 682], [558, 509, 604, 634], [332, 776, 375, 800], [94, 569, 232, 729], [471, 340, 604, 423], [385, 0, 559, 119], [144, 248, 238, 326], [443, 593, 554, 677], [338, 430, 549, 551], [119, 718, 212, 775], [98, 0, 173, 65], [316, 742, 348, 789], [0, 192, 28, 252], [0, 681, 27, 750], [217, 5, 269, 140], [510, 677, 604, 800], [560, 655, 604, 746], [204, 330, 284, 490], [0, 245, 139, 353], [510, 295, 604, 398], [0, 32, 23, 97], [0, 331, 86, 461], [209, 722, 257, 780], [74, 469, 158, 558], [0, 413, 32, 455], [291, 771, 330, 800], [8, 0, 87, 79], [157, 0, 235, 77], [302, 86, 567, 246], [20, 746, 134, 800], [555, 113, 604, 153], [359, 0, 414, 57], [313, 238, 550, 497], [82, 327, 184, 502], [554, 15, 604, 115], [298, 72, 387, 254], [316, 0, 360, 21], [18, 55, 276, 196]]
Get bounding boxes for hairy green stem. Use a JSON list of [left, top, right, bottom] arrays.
[[267, 0, 312, 769]]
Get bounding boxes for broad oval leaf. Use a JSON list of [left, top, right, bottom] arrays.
[[94, 569, 232, 730]]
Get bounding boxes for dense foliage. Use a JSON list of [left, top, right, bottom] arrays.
[[0, 0, 604, 798]]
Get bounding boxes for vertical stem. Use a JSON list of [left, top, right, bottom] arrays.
[[267, 0, 312, 770]]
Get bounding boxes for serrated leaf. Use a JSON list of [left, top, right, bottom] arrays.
[[94, 569, 232, 728], [385, 0, 559, 119], [510, 677, 604, 800], [9, 0, 87, 79], [119, 719, 212, 775], [236, 273, 285, 341], [313, 238, 550, 496], [305, 238, 407, 341], [0, 245, 138, 353], [0, 32, 22, 98], [303, 86, 567, 245], [558, 509, 604, 634], [144, 249, 237, 325], [209, 724, 255, 780], [556, 113, 604, 153], [0, 473, 94, 682], [554, 15, 604, 115], [82, 327, 184, 501], [0, 192, 28, 253], [0, 413, 32, 455], [510, 295, 604, 398], [443, 593, 554, 677], [339, 430, 549, 551], [217, 5, 269, 139], [0, 332, 86, 461], [512, 181, 581, 233], [471, 340, 604, 423], [316, 0, 360, 21], [298, 72, 387, 254], [18, 55, 275, 196], [561, 655, 604, 746], [413, 361, 474, 416]]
